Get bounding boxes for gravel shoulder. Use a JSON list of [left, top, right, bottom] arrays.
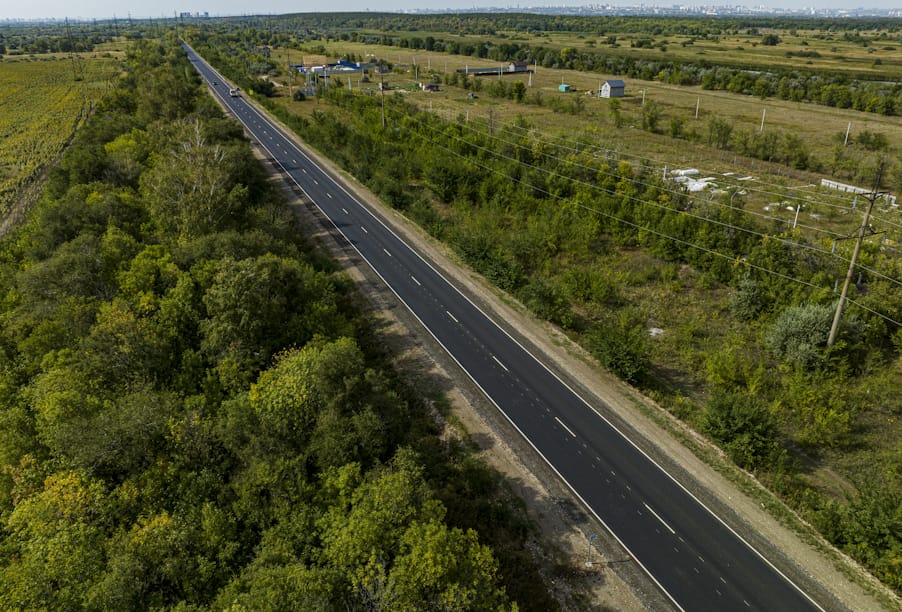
[[240, 95, 897, 612]]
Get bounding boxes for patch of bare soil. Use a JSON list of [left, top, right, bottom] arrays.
[[239, 93, 897, 612]]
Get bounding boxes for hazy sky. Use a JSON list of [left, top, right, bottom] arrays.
[[2, 0, 898, 21]]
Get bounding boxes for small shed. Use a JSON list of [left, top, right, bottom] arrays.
[[420, 82, 440, 92], [558, 84, 571, 92], [599, 79, 625, 98], [508, 61, 529, 73]]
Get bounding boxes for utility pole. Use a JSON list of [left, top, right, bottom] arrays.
[[828, 164, 884, 347], [287, 48, 292, 98], [379, 60, 386, 129]]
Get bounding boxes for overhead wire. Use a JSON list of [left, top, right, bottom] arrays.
[[492, 114, 902, 232], [459, 116, 851, 240], [391, 105, 901, 325], [407, 110, 902, 290], [434, 109, 902, 287]]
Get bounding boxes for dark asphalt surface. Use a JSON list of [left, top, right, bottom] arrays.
[[184, 43, 823, 612]]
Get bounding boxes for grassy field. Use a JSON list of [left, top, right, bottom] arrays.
[[269, 41, 902, 253], [0, 54, 120, 215]]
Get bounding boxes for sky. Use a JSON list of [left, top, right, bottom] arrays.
[[1, 0, 899, 21]]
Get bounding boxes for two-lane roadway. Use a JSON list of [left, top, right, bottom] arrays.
[[184, 42, 825, 612]]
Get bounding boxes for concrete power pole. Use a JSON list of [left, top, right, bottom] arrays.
[[379, 60, 386, 130], [827, 164, 884, 347]]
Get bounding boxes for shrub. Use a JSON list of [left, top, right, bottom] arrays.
[[584, 309, 649, 384], [702, 391, 784, 471]]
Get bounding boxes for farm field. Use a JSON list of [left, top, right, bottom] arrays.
[[0, 54, 119, 216]]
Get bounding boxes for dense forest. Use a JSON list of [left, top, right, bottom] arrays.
[[0, 36, 555, 609], [187, 24, 902, 596]]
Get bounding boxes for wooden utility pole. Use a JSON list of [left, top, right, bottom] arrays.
[[827, 164, 884, 347]]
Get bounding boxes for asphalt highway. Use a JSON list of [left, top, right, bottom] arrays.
[[184, 43, 824, 612]]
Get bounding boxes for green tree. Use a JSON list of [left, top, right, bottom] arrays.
[[389, 520, 511, 611], [0, 472, 109, 609], [249, 337, 366, 445], [200, 255, 344, 391], [641, 99, 660, 132], [730, 273, 766, 320], [707, 116, 733, 149], [511, 81, 526, 103], [140, 120, 253, 242], [608, 97, 623, 127]]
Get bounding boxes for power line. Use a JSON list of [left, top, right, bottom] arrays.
[[395, 108, 901, 327], [419, 111, 902, 290], [409, 113, 902, 290], [458, 116, 850, 240], [476, 111, 902, 233]]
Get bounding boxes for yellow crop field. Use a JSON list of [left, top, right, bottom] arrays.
[[0, 56, 118, 214]]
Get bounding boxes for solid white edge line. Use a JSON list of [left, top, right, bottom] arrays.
[[644, 503, 676, 535], [555, 416, 576, 438], [491, 354, 509, 372], [185, 43, 823, 612]]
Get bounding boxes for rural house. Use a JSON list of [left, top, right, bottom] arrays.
[[599, 79, 625, 98]]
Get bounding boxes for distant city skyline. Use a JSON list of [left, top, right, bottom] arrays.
[[3, 0, 901, 21]]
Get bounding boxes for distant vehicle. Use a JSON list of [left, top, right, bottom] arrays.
[[229, 87, 240, 97], [212, 80, 218, 85]]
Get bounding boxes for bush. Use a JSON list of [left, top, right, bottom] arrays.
[[702, 391, 784, 471], [765, 302, 865, 370], [292, 89, 306, 101], [765, 302, 832, 369], [584, 309, 649, 384], [730, 274, 766, 321]]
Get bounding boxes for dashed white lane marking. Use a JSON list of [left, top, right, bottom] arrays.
[[446, 311, 458, 323], [643, 503, 676, 535], [342, 208, 349, 214], [411, 276, 421, 286], [293, 159, 297, 164], [313, 179, 318, 185], [555, 416, 576, 438], [326, 193, 333, 198], [719, 577, 727, 584], [302, 168, 307, 174], [383, 248, 392, 257], [361, 226, 368, 234], [491, 355, 509, 372]]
